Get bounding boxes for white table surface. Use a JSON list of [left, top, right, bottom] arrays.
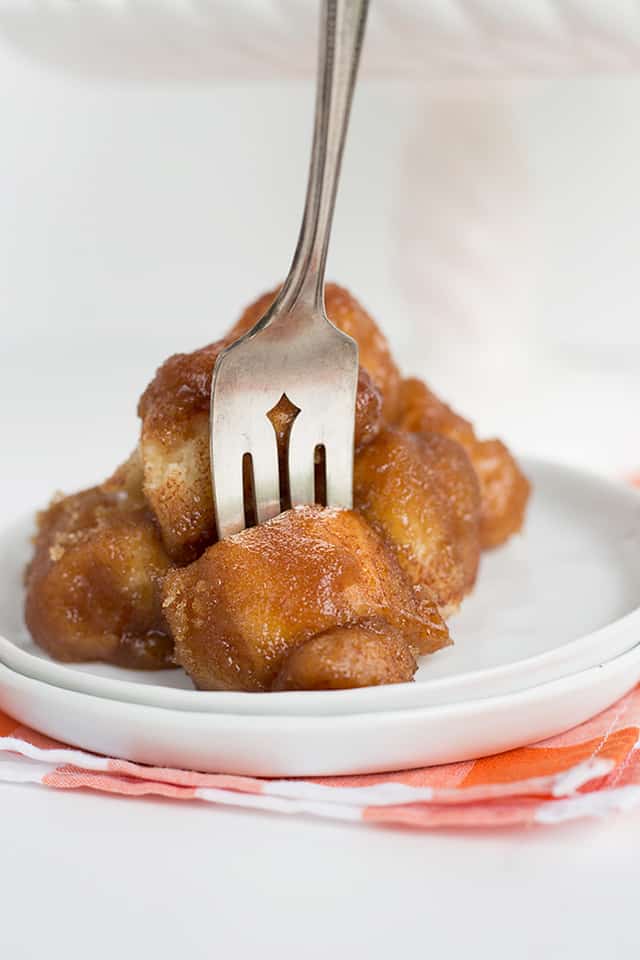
[[2, 781, 640, 958]]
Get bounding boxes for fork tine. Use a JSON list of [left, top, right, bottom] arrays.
[[324, 432, 355, 509], [288, 410, 318, 508], [249, 412, 281, 526], [210, 424, 247, 541]]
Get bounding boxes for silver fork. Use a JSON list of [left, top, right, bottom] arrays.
[[210, 0, 369, 540]]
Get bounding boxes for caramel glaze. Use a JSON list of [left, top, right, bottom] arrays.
[[162, 506, 449, 692], [24, 452, 175, 669], [271, 619, 417, 691], [395, 378, 530, 549]]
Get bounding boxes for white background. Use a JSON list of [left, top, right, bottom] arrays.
[[2, 6, 640, 957]]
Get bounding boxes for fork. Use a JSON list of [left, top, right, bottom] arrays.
[[210, 0, 369, 540]]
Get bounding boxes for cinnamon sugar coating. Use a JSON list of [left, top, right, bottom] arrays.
[[162, 506, 449, 692], [395, 378, 530, 549], [354, 426, 481, 614], [24, 452, 175, 669]]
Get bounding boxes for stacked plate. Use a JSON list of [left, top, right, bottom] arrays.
[[1, 458, 640, 777]]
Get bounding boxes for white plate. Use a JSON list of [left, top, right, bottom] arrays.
[[2, 458, 640, 715], [1, 643, 639, 777]]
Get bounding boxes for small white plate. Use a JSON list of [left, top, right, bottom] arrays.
[[1, 643, 639, 777], [2, 458, 640, 716]]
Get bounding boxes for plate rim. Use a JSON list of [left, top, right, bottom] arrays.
[[0, 638, 638, 725], [1, 641, 639, 776], [2, 455, 639, 717]]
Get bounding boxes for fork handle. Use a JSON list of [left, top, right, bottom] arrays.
[[279, 0, 369, 314]]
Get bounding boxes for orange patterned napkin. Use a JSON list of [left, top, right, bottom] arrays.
[[2, 684, 640, 828]]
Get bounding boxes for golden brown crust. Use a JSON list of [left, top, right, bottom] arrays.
[[354, 426, 481, 612], [323, 285, 401, 420], [468, 438, 531, 550], [396, 377, 475, 447], [138, 340, 226, 447], [228, 283, 401, 420], [137, 339, 226, 563], [395, 378, 530, 550], [162, 506, 449, 692], [24, 453, 175, 669], [272, 620, 417, 691]]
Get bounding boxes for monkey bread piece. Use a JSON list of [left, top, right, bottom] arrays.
[[464, 439, 531, 551], [228, 283, 401, 420], [395, 378, 530, 550], [272, 620, 417, 691], [24, 452, 175, 669], [395, 377, 476, 448], [137, 339, 225, 565], [138, 334, 383, 564], [354, 426, 482, 615], [162, 506, 449, 692]]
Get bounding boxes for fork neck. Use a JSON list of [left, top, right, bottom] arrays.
[[277, 0, 369, 316]]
